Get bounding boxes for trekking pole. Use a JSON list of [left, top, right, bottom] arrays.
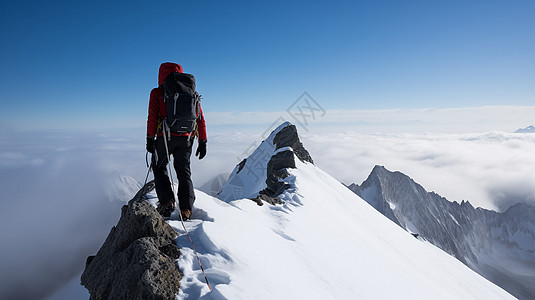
[[143, 151, 152, 187], [162, 124, 212, 292]]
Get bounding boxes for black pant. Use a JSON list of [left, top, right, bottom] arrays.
[[152, 135, 195, 210]]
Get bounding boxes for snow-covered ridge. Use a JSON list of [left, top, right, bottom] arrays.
[[83, 123, 515, 299], [166, 123, 512, 299], [350, 165, 535, 299], [164, 159, 513, 299]]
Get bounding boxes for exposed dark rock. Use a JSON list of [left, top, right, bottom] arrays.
[[263, 151, 293, 197], [85, 256, 95, 268], [251, 193, 284, 206], [259, 123, 314, 199], [273, 124, 313, 164], [131, 180, 156, 202], [81, 195, 181, 300], [236, 158, 247, 174]]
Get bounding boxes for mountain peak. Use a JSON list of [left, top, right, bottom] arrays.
[[350, 165, 535, 299], [272, 122, 313, 164], [218, 122, 313, 202], [370, 164, 385, 173], [370, 165, 389, 177], [514, 125, 535, 133]]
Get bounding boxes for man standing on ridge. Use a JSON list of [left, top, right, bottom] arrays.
[[146, 62, 207, 220]]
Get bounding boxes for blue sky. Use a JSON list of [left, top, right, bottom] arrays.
[[1, 0, 534, 131]]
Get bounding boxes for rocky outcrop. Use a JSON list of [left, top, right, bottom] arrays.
[[260, 123, 313, 200], [251, 193, 284, 206], [263, 151, 294, 197], [81, 183, 181, 300], [272, 123, 313, 165]]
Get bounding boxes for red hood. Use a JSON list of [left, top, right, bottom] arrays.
[[158, 62, 183, 85]]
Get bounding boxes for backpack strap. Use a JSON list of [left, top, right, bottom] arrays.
[[155, 88, 164, 135], [189, 93, 202, 143]]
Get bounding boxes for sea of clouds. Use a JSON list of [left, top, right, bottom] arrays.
[[303, 131, 535, 211], [0, 130, 146, 299], [1, 110, 535, 298]]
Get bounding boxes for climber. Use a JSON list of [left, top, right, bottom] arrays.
[[146, 62, 207, 220]]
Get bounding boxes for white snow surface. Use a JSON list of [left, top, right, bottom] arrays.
[[217, 122, 288, 202], [105, 174, 142, 202], [146, 159, 513, 299]]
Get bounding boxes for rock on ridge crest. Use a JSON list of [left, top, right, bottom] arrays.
[[260, 123, 313, 200], [81, 194, 181, 300]]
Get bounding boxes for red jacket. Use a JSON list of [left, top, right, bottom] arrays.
[[147, 62, 207, 141]]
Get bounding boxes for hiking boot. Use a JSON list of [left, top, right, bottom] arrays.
[[157, 203, 175, 218], [181, 209, 192, 220]]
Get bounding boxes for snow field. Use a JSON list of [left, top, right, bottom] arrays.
[[155, 158, 513, 299]]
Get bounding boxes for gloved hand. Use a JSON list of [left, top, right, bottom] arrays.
[[196, 140, 207, 160], [146, 136, 155, 153]]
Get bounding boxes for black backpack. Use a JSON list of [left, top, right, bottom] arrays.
[[162, 72, 200, 134]]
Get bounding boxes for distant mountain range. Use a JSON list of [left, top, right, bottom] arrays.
[[349, 165, 535, 299], [514, 125, 535, 133]]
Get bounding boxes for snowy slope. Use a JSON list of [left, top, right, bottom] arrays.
[[217, 122, 284, 202], [149, 162, 512, 299], [144, 123, 513, 299]]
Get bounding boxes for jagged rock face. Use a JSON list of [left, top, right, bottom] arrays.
[[272, 124, 313, 164], [81, 199, 181, 300], [218, 122, 314, 203], [261, 124, 313, 198], [351, 165, 535, 300], [263, 151, 293, 197], [352, 166, 486, 263]]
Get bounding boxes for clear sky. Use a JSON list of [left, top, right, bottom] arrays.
[[1, 0, 534, 131]]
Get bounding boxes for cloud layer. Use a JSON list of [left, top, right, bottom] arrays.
[[197, 126, 535, 211], [2, 118, 535, 298], [0, 130, 145, 299], [299, 131, 535, 211], [194, 123, 535, 211]]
